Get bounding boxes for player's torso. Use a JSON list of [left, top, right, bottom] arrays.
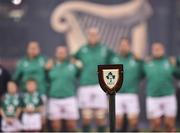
[[78, 44, 109, 85], [144, 58, 175, 97], [22, 92, 42, 108], [48, 61, 77, 98], [2, 94, 20, 117], [19, 56, 47, 92], [111, 53, 142, 93]]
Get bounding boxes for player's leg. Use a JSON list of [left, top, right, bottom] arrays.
[[81, 108, 93, 132], [48, 98, 62, 131], [149, 118, 161, 132], [163, 95, 177, 132], [146, 97, 162, 132], [51, 119, 62, 132], [41, 95, 48, 131], [78, 86, 93, 132], [116, 115, 124, 132], [164, 117, 176, 132], [126, 94, 140, 131], [128, 115, 139, 132], [94, 109, 107, 132], [63, 97, 79, 132], [66, 120, 78, 132], [115, 94, 125, 132], [93, 85, 108, 132]]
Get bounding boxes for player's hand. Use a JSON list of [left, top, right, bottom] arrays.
[[133, 53, 142, 60], [26, 107, 35, 114], [6, 118, 14, 125], [45, 59, 54, 70], [71, 58, 83, 68], [169, 56, 176, 65]]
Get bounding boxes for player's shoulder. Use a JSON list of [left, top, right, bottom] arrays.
[[143, 56, 154, 67], [16, 56, 27, 65], [68, 63, 77, 71], [0, 94, 6, 101], [131, 53, 142, 61], [77, 44, 89, 53], [17, 56, 34, 68], [37, 55, 47, 65], [99, 43, 109, 49], [38, 55, 47, 60], [111, 53, 120, 62]]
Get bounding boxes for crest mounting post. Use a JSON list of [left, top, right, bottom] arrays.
[[98, 64, 123, 132]]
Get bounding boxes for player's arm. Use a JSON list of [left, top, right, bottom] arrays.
[[34, 106, 43, 113], [170, 56, 180, 79], [21, 97, 30, 113], [34, 95, 44, 113], [45, 59, 54, 71], [12, 60, 23, 83], [0, 108, 6, 119], [70, 57, 83, 70], [141, 57, 150, 79], [0, 97, 6, 119], [106, 47, 116, 64], [134, 54, 145, 80], [15, 107, 21, 119]]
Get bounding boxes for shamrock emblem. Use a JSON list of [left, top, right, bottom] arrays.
[[106, 72, 115, 83]]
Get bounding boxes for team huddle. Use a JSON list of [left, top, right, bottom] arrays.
[[1, 27, 180, 132]]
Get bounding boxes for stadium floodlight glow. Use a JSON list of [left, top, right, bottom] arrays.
[[11, 0, 22, 5]]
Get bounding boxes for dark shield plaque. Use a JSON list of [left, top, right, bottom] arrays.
[[98, 64, 123, 95]]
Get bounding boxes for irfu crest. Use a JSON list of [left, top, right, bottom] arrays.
[[106, 72, 115, 84], [98, 65, 123, 94]]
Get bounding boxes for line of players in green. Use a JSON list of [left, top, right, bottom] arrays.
[[1, 27, 180, 132]]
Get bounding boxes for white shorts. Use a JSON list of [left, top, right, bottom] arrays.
[[146, 95, 177, 119], [78, 85, 107, 109], [22, 113, 42, 131], [116, 93, 140, 117], [2, 118, 22, 132], [48, 97, 79, 120]]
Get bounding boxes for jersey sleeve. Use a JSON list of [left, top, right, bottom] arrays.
[[20, 95, 26, 108], [0, 96, 4, 108], [172, 59, 180, 79], [176, 56, 180, 66], [137, 59, 145, 79], [106, 47, 116, 64], [141, 60, 147, 78], [74, 48, 82, 60], [38, 94, 43, 106], [12, 60, 23, 84]]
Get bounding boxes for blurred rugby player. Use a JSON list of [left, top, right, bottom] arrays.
[[46, 46, 79, 132], [111, 38, 143, 132], [74, 27, 114, 132], [143, 42, 179, 132]]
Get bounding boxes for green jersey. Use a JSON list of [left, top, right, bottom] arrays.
[[177, 56, 180, 66], [13, 55, 47, 95], [1, 94, 21, 117], [21, 92, 43, 109], [48, 60, 78, 98], [75, 43, 114, 86], [143, 57, 175, 97], [110, 53, 143, 93], [175, 56, 180, 78]]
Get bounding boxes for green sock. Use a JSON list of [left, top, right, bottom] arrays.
[[83, 124, 91, 132], [97, 125, 106, 132]]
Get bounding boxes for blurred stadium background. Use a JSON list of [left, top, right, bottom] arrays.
[[0, 0, 180, 130]]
